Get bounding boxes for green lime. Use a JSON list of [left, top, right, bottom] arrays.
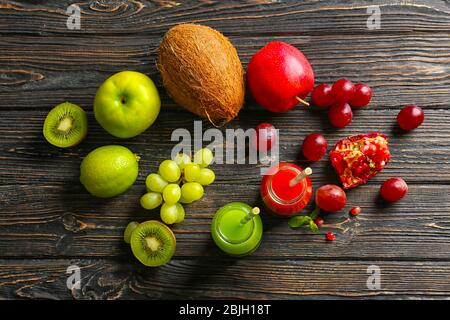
[[80, 145, 139, 198]]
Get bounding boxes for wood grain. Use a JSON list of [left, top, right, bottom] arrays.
[[0, 109, 449, 185], [1, 183, 450, 260], [0, 0, 449, 36], [1, 32, 449, 109], [1, 259, 450, 299], [0, 0, 449, 299]]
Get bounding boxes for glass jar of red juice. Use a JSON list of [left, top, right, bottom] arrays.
[[260, 163, 312, 217]]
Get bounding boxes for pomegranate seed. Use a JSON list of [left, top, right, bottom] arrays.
[[326, 232, 336, 241], [349, 206, 361, 216], [314, 217, 324, 227]]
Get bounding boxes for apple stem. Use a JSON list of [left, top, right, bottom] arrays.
[[240, 207, 260, 225], [289, 167, 312, 187], [295, 96, 310, 107]]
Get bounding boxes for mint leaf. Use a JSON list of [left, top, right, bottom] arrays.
[[288, 215, 311, 228], [309, 206, 320, 220], [309, 220, 319, 233]]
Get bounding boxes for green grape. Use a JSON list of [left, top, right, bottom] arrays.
[[175, 203, 185, 223], [145, 173, 168, 193], [193, 148, 214, 168], [181, 182, 204, 202], [123, 221, 139, 244], [197, 168, 215, 186], [184, 163, 200, 182], [162, 184, 181, 204], [174, 153, 191, 171], [140, 192, 163, 210], [159, 160, 181, 182], [179, 193, 193, 204], [160, 202, 181, 225]]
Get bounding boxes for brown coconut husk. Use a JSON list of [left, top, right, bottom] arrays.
[[158, 24, 245, 127]]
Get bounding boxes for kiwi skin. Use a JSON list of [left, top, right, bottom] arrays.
[[130, 220, 176, 267], [43, 102, 88, 148]]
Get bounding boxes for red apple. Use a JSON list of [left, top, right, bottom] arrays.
[[246, 41, 315, 113]]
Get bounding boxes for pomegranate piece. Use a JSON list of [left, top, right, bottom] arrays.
[[329, 133, 391, 189]]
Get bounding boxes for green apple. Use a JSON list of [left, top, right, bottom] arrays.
[[94, 71, 160, 138]]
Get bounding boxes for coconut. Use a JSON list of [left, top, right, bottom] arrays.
[[158, 24, 245, 126]]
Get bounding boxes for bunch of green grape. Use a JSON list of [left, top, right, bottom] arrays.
[[140, 148, 215, 225]]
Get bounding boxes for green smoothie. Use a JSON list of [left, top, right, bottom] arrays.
[[211, 202, 263, 256]]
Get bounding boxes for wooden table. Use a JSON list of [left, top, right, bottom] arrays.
[[0, 0, 449, 300]]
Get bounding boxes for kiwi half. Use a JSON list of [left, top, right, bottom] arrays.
[[43, 102, 88, 148], [130, 220, 176, 267]]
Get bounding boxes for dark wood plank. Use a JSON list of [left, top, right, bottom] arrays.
[[1, 182, 450, 259], [0, 0, 449, 36], [1, 109, 449, 185], [1, 0, 449, 300], [1, 258, 450, 299], [1, 32, 449, 109]]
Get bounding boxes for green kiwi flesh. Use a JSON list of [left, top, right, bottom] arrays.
[[130, 220, 176, 267], [43, 102, 88, 148]]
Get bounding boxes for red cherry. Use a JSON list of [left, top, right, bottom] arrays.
[[326, 232, 336, 241], [311, 84, 334, 108], [331, 79, 355, 103], [349, 84, 372, 108], [252, 123, 277, 152], [315, 184, 347, 212], [247, 41, 315, 113], [380, 178, 408, 202], [302, 133, 328, 161], [328, 102, 353, 128], [349, 206, 361, 216], [397, 105, 424, 131], [314, 217, 324, 227]]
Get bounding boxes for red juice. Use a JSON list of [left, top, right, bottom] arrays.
[[260, 163, 312, 217]]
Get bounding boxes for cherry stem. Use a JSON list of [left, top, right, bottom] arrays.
[[295, 96, 310, 107], [240, 207, 260, 225], [289, 167, 312, 187]]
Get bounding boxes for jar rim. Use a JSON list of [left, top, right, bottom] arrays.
[[215, 208, 255, 244], [267, 165, 308, 205]]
